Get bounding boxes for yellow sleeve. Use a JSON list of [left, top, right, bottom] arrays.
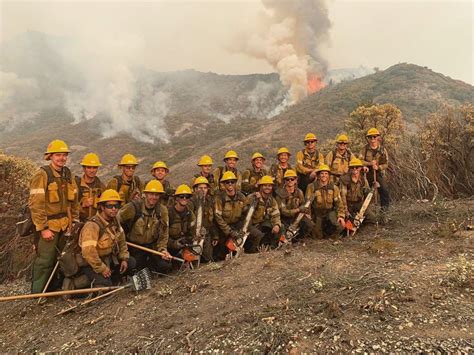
[[80, 222, 107, 273], [28, 169, 48, 231]]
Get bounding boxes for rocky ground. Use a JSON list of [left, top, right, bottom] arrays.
[[0, 199, 472, 353]]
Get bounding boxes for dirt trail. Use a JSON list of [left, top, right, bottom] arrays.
[[0, 199, 472, 353]]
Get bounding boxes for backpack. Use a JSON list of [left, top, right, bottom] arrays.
[[328, 148, 352, 167], [121, 199, 161, 236], [115, 175, 141, 196], [16, 166, 72, 237]]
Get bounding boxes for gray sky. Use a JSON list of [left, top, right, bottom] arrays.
[[1, 0, 472, 84]]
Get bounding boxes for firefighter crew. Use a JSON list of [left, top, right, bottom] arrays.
[[360, 128, 390, 214], [270, 147, 293, 189], [75, 153, 105, 222], [246, 176, 281, 251], [167, 185, 196, 261], [79, 189, 135, 287], [192, 155, 217, 194], [275, 169, 313, 241], [296, 133, 325, 193], [29, 139, 80, 293], [213, 150, 242, 191], [242, 152, 268, 195], [107, 154, 142, 204], [213, 171, 247, 260], [340, 158, 376, 224], [150, 161, 175, 206], [326, 134, 355, 185], [118, 180, 172, 274], [305, 164, 346, 238], [189, 176, 217, 262]]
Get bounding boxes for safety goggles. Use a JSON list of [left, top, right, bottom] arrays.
[[176, 195, 191, 200], [104, 203, 121, 210], [305, 140, 317, 144], [368, 135, 379, 140], [285, 178, 297, 182], [337, 142, 348, 145], [224, 180, 236, 185]]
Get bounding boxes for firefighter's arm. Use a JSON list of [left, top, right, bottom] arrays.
[[188, 210, 197, 242], [235, 171, 243, 191], [379, 149, 389, 171], [116, 230, 130, 262], [80, 222, 108, 274], [106, 177, 118, 191], [295, 151, 313, 174], [270, 199, 282, 228], [155, 206, 169, 252], [319, 152, 325, 165], [214, 197, 232, 236], [29, 169, 48, 231], [241, 169, 252, 194], [334, 186, 346, 219], [70, 178, 80, 221], [117, 202, 135, 225]]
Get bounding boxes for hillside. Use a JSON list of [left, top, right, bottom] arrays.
[[1, 63, 473, 184], [0, 199, 472, 352]]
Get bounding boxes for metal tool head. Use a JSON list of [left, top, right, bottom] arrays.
[[130, 268, 152, 291]]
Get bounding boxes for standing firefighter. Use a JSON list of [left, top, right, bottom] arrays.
[[192, 155, 217, 194], [269, 147, 293, 189], [150, 161, 175, 206], [360, 128, 390, 214], [107, 154, 142, 204], [213, 150, 242, 192], [79, 189, 135, 287], [296, 133, 325, 193], [246, 176, 281, 251], [275, 169, 313, 242], [242, 152, 268, 195], [189, 176, 217, 262], [76, 153, 105, 222], [326, 134, 355, 185], [213, 171, 247, 260], [29, 140, 79, 293], [167, 185, 196, 262], [118, 180, 172, 274], [306, 164, 346, 239]]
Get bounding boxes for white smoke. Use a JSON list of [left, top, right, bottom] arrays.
[[240, 0, 331, 105]]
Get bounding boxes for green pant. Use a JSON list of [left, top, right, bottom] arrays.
[[312, 211, 343, 239], [31, 231, 66, 293]]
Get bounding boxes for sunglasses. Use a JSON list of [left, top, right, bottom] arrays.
[[338, 142, 348, 145], [368, 136, 379, 140], [285, 178, 296, 182], [305, 140, 317, 144], [104, 204, 121, 210], [177, 195, 191, 199], [224, 180, 236, 185]]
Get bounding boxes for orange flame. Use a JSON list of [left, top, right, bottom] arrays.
[[307, 73, 325, 95]]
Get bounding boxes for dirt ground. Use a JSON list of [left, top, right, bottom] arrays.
[[0, 199, 472, 353]]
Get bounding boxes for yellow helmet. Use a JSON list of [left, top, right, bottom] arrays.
[[143, 180, 164, 193], [97, 189, 123, 204], [220, 171, 237, 182], [119, 154, 138, 166], [258, 175, 274, 185], [80, 153, 102, 167], [150, 161, 169, 173], [44, 140, 70, 160], [283, 169, 297, 179], [224, 150, 239, 161], [336, 134, 349, 143], [349, 158, 363, 168], [317, 164, 331, 173], [366, 128, 380, 137], [193, 176, 210, 187], [304, 133, 317, 142], [277, 147, 291, 156], [251, 152, 265, 161], [197, 155, 213, 166], [174, 184, 193, 196]]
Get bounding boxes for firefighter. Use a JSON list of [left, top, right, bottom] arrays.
[[118, 180, 172, 274], [360, 128, 390, 215], [326, 134, 355, 185], [269, 147, 293, 189], [242, 152, 268, 195], [150, 161, 175, 206], [188, 176, 218, 262], [275, 169, 313, 242], [192, 155, 217, 194], [296, 133, 325, 193], [106, 154, 142, 204], [213, 171, 247, 260], [306, 164, 345, 239], [213, 150, 242, 191], [167, 185, 196, 262], [79, 189, 135, 287], [246, 175, 281, 251], [75, 153, 105, 222], [29, 140, 80, 293]]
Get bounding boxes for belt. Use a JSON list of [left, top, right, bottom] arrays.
[[47, 212, 67, 220]]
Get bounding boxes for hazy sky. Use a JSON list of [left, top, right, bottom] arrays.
[[1, 0, 472, 84]]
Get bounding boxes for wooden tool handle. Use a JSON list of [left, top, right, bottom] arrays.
[[0, 286, 121, 302], [126, 241, 184, 263]]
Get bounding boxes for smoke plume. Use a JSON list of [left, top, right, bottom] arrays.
[[241, 0, 331, 104]]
